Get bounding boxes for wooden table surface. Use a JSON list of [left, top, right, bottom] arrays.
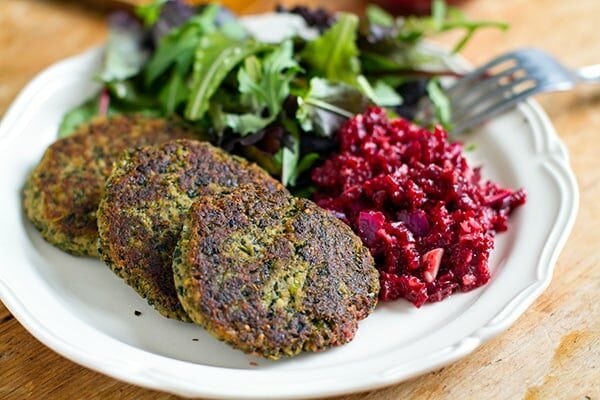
[[1, 0, 598, 399]]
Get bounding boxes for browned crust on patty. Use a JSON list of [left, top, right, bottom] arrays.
[[23, 114, 199, 257], [172, 185, 379, 359], [97, 139, 285, 321]]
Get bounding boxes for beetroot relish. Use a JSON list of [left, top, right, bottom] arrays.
[[311, 107, 526, 307]]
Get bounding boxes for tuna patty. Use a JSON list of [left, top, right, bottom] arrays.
[[172, 186, 379, 359], [97, 139, 284, 321], [23, 114, 198, 257]]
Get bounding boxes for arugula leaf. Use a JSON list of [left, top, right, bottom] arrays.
[[58, 98, 99, 138], [208, 41, 300, 136], [398, 1, 508, 51], [185, 33, 266, 120], [444, 8, 508, 53], [237, 40, 300, 117], [145, 26, 199, 86], [426, 77, 451, 129], [99, 13, 148, 83], [296, 77, 369, 137], [300, 13, 360, 85], [145, 5, 219, 86]]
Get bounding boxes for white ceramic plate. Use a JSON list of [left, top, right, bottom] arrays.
[[0, 14, 578, 400]]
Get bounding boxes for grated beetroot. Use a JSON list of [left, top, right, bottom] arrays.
[[311, 107, 526, 307]]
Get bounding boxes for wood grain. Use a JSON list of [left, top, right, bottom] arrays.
[[1, 0, 599, 399]]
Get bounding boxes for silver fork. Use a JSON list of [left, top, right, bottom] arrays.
[[420, 48, 600, 134]]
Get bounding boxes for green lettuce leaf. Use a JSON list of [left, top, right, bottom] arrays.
[[357, 76, 402, 107], [135, 0, 167, 27], [291, 152, 319, 186], [105, 80, 157, 108], [426, 77, 451, 129], [296, 77, 369, 137], [99, 15, 148, 83], [371, 80, 403, 106], [158, 68, 189, 113], [300, 13, 360, 85], [58, 98, 99, 138], [366, 4, 394, 28], [145, 5, 219, 86], [185, 33, 266, 120], [211, 105, 271, 137], [280, 119, 301, 187]]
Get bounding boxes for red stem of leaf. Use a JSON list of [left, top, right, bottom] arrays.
[[98, 87, 110, 117]]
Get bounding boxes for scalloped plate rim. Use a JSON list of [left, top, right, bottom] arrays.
[[0, 15, 579, 400]]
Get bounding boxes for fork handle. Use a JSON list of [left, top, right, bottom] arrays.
[[575, 65, 600, 83]]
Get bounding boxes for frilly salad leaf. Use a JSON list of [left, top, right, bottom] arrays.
[[209, 40, 300, 136], [56, 0, 508, 188], [238, 40, 299, 117]]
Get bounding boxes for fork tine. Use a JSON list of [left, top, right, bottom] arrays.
[[432, 48, 589, 134], [446, 64, 524, 104], [451, 76, 538, 122], [445, 52, 521, 97], [451, 87, 538, 134]]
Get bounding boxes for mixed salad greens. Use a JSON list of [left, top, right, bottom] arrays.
[[59, 0, 507, 188]]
